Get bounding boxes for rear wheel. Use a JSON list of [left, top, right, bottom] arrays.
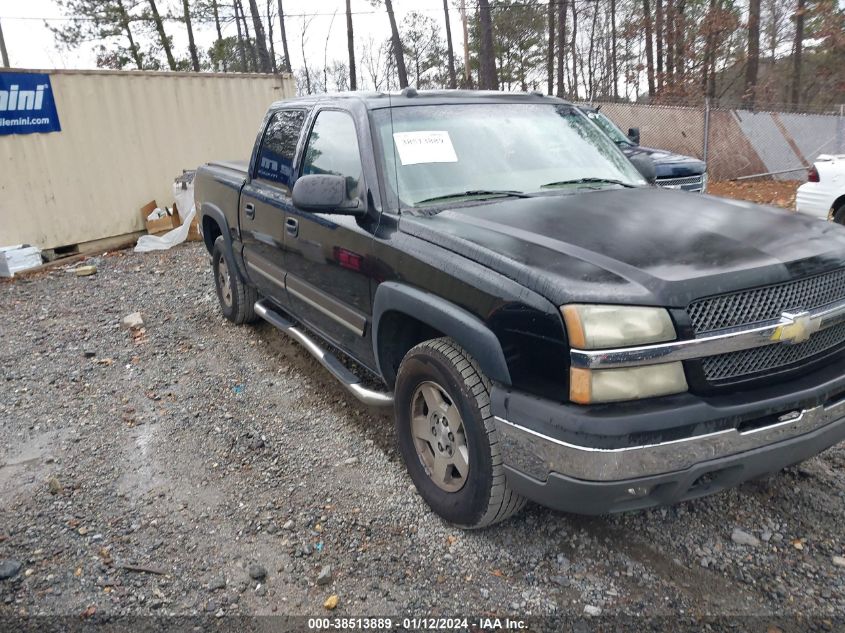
[[833, 203, 845, 225], [395, 337, 526, 528], [212, 236, 257, 324]]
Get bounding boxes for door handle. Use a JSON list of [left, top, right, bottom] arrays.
[[285, 217, 299, 237], [244, 203, 256, 219]]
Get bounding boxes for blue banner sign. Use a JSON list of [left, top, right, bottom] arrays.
[[0, 72, 62, 135]]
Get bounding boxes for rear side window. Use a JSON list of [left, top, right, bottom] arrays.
[[255, 109, 306, 190], [301, 110, 363, 201]]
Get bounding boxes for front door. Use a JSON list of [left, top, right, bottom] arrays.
[[285, 108, 375, 365]]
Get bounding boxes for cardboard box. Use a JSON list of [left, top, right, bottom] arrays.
[[141, 200, 181, 235]]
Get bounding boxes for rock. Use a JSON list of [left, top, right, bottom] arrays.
[[552, 575, 571, 587], [248, 564, 267, 581], [832, 556, 845, 568], [731, 528, 760, 547], [249, 438, 264, 450], [0, 560, 22, 580], [208, 575, 226, 591], [47, 476, 63, 495], [343, 457, 359, 466], [324, 594, 339, 610], [283, 520, 294, 530], [255, 584, 267, 597], [316, 565, 332, 586], [584, 605, 602, 616], [121, 312, 144, 329], [75, 265, 97, 277], [83, 351, 96, 358]]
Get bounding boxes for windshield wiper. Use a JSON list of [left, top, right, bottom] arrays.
[[540, 178, 636, 189], [415, 189, 533, 205]]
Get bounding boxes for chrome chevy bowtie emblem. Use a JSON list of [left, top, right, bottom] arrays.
[[770, 310, 821, 345]]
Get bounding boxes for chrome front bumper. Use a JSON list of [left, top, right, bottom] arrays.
[[495, 394, 845, 482]]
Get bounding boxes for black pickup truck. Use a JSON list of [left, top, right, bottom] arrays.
[[195, 90, 845, 528]]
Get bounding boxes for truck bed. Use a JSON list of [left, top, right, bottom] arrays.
[[194, 160, 249, 233]]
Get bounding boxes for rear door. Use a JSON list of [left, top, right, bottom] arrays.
[[240, 108, 307, 300]]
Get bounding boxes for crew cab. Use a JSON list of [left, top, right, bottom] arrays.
[[195, 90, 845, 528], [578, 104, 707, 193], [796, 154, 845, 222]]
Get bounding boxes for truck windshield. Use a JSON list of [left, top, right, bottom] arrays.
[[372, 103, 645, 210], [584, 110, 632, 146]]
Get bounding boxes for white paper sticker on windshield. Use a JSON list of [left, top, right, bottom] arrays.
[[393, 131, 458, 166]]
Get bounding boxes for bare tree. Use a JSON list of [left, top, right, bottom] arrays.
[[557, 0, 566, 96], [478, 0, 498, 89], [246, 0, 271, 72], [744, 0, 761, 106], [278, 0, 292, 73], [443, 0, 458, 89], [385, 0, 408, 88], [266, 0, 277, 73], [347, 0, 357, 89], [547, 0, 556, 94], [655, 0, 663, 89], [300, 14, 313, 93], [211, 0, 227, 71], [233, 0, 247, 70], [147, 0, 176, 70], [610, 0, 618, 98], [674, 0, 685, 77], [644, 0, 656, 96], [665, 0, 674, 80], [182, 0, 200, 71], [570, 0, 578, 98], [790, 0, 805, 105]]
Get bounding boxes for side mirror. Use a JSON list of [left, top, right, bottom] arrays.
[[628, 127, 640, 145], [292, 174, 359, 213], [629, 153, 656, 184]]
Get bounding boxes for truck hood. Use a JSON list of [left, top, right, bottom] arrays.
[[620, 145, 706, 177], [399, 188, 845, 308]]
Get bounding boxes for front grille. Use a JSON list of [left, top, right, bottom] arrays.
[[688, 268, 845, 333], [656, 174, 704, 192], [701, 321, 845, 382], [688, 268, 845, 384]]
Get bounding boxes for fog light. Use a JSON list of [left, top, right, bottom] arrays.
[[626, 486, 651, 498], [570, 363, 688, 404]]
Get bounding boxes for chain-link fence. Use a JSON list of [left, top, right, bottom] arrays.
[[588, 98, 845, 184]]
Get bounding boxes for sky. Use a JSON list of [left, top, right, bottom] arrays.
[[0, 0, 467, 73]]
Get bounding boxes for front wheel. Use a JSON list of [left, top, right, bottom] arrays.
[[394, 338, 526, 528]]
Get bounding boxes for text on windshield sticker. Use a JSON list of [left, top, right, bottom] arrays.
[[393, 131, 458, 166]]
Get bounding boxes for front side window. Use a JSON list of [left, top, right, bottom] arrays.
[[301, 110, 363, 201], [255, 109, 306, 189], [372, 103, 645, 210]]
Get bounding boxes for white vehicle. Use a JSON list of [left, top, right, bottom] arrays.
[[796, 154, 845, 223]]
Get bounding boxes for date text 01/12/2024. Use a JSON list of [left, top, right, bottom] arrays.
[[306, 617, 528, 630]]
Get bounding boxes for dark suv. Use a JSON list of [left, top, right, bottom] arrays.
[[195, 90, 845, 528], [578, 104, 707, 192]]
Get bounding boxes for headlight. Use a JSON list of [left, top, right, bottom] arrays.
[[561, 304, 676, 349], [570, 364, 688, 404]]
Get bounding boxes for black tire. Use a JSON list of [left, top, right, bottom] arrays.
[[395, 337, 526, 528], [834, 204, 845, 225], [212, 236, 258, 324]]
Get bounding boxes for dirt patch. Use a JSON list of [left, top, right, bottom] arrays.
[[708, 179, 801, 210]]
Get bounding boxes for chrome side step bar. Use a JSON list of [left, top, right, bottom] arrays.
[[254, 299, 394, 407]]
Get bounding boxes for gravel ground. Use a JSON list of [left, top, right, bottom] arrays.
[[1, 242, 844, 626]]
